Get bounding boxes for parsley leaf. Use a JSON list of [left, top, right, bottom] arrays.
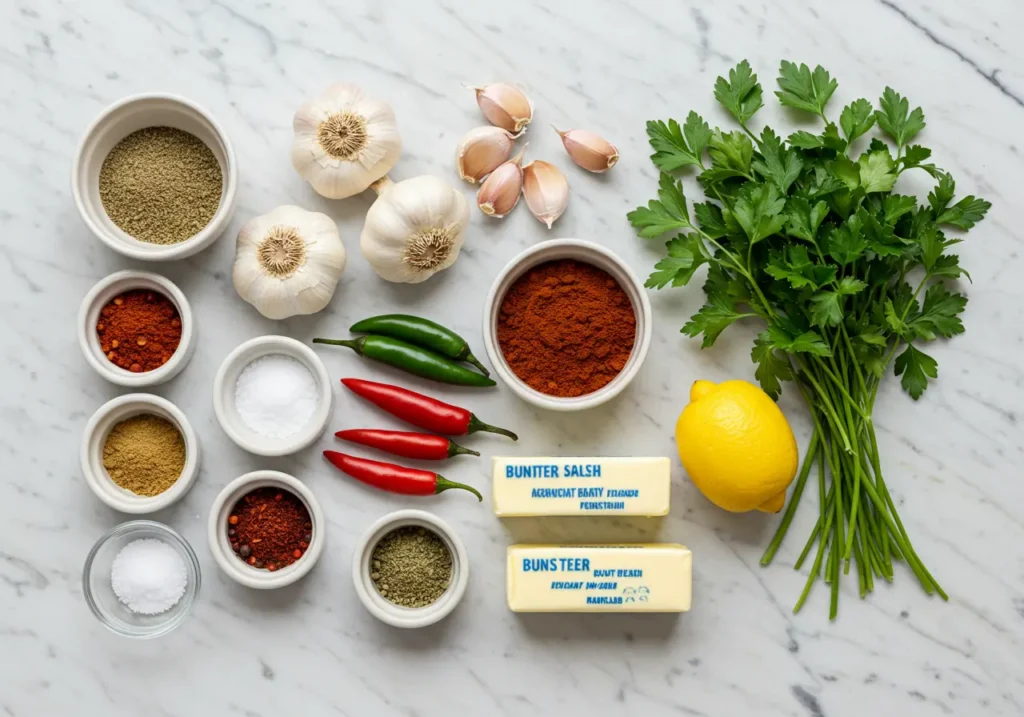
[[809, 278, 867, 327], [647, 112, 713, 172], [752, 128, 803, 193], [839, 98, 876, 143], [786, 197, 829, 242], [907, 284, 967, 339], [681, 295, 752, 348], [645, 234, 707, 289], [776, 61, 838, 117], [627, 173, 692, 237], [825, 221, 867, 265], [766, 245, 836, 289], [875, 87, 925, 147], [936, 196, 992, 230], [883, 195, 917, 224], [788, 123, 847, 152], [693, 202, 729, 239], [767, 325, 832, 356], [858, 150, 897, 193], [928, 172, 956, 215], [733, 183, 787, 244], [708, 130, 754, 176], [714, 60, 764, 125], [900, 145, 932, 168], [752, 331, 794, 400], [894, 343, 937, 399]]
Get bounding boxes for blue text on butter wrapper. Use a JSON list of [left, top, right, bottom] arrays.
[[506, 463, 602, 478]]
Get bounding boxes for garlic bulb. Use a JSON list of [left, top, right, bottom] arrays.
[[470, 83, 533, 133], [456, 126, 518, 183], [477, 147, 525, 218], [292, 83, 402, 199], [554, 127, 619, 173], [522, 161, 569, 228], [361, 176, 470, 283], [233, 205, 347, 320]]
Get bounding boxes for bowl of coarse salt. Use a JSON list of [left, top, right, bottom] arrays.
[[82, 520, 201, 639], [213, 335, 333, 456]]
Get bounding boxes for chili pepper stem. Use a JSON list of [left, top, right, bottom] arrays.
[[313, 337, 363, 353], [447, 441, 481, 458], [434, 476, 483, 501], [468, 414, 518, 440], [463, 352, 491, 377]]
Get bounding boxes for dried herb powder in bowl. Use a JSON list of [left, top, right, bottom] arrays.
[[102, 414, 186, 496], [97, 289, 182, 372], [99, 126, 223, 245], [497, 259, 637, 397], [229, 488, 312, 571], [371, 526, 453, 608]]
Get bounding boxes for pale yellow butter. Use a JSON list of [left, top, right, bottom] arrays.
[[506, 544, 692, 613], [492, 457, 671, 517]]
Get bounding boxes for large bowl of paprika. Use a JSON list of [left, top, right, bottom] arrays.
[[482, 238, 652, 411]]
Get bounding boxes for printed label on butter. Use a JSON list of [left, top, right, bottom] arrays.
[[506, 544, 692, 613], [492, 457, 671, 517]]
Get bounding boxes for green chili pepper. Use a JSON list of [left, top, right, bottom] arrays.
[[349, 314, 490, 376], [312, 335, 496, 387]]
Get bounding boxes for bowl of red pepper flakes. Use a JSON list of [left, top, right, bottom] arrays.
[[78, 270, 195, 387], [207, 470, 325, 589]]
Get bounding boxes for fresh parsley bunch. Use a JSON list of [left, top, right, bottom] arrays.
[[629, 60, 990, 618]]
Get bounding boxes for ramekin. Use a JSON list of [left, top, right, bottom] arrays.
[[207, 471, 325, 589], [71, 93, 237, 261], [351, 509, 469, 629], [213, 335, 333, 456], [81, 393, 200, 514], [78, 270, 195, 387], [481, 238, 653, 411]]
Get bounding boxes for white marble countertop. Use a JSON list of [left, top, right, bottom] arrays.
[[2, 1, 1022, 715]]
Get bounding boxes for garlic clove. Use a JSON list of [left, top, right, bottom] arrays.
[[522, 160, 569, 229], [554, 127, 619, 173], [456, 126, 518, 184], [477, 147, 526, 218], [470, 83, 533, 133]]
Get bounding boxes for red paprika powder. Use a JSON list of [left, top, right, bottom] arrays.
[[228, 488, 312, 571], [96, 290, 182, 372], [497, 259, 636, 397]]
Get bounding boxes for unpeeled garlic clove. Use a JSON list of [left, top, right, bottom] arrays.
[[522, 160, 569, 229], [456, 126, 518, 183], [477, 147, 526, 218], [471, 83, 533, 133], [554, 127, 619, 173]]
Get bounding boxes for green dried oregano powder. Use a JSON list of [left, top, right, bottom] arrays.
[[99, 126, 222, 245], [370, 526, 453, 608]]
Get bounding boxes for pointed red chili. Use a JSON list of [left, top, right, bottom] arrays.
[[323, 451, 482, 501], [335, 429, 479, 460]]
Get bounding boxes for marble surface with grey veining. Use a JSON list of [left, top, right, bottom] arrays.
[[1, 1, 1022, 715]]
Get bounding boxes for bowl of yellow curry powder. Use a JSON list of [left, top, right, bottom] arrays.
[[81, 394, 200, 513]]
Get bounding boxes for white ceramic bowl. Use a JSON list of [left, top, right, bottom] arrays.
[[72, 93, 237, 261], [78, 270, 195, 387], [81, 393, 200, 514], [207, 471, 325, 589], [213, 335, 333, 456], [351, 509, 469, 629], [482, 238, 653, 411]]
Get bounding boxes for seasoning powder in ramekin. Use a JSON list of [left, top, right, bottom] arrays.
[[371, 526, 453, 608], [497, 259, 637, 397], [102, 414, 185, 496]]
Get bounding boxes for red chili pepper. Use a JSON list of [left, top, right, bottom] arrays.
[[335, 429, 479, 460], [340, 378, 518, 440], [323, 451, 482, 500]]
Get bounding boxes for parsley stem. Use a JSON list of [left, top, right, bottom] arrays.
[[761, 431, 820, 565]]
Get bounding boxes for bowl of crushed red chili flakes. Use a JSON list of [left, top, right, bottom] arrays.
[[78, 270, 195, 387]]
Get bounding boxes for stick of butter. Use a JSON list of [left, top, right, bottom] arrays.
[[492, 457, 671, 517], [506, 544, 692, 613]]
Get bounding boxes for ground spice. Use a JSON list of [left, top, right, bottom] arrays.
[[97, 289, 182, 372], [99, 126, 222, 245], [229, 488, 312, 571], [497, 259, 637, 397], [103, 414, 186, 496], [371, 526, 452, 608]]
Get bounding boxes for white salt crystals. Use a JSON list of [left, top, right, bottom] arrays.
[[110, 538, 188, 615], [234, 353, 319, 438]]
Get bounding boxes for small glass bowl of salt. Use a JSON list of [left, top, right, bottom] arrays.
[[82, 520, 201, 638]]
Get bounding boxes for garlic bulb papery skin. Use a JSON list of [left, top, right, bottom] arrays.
[[292, 83, 402, 199], [233, 205, 347, 320], [360, 176, 470, 283], [477, 147, 525, 218], [471, 83, 533, 133], [522, 160, 569, 229], [555, 127, 619, 173], [456, 126, 518, 183]]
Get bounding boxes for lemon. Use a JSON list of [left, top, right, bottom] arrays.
[[675, 379, 798, 513]]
